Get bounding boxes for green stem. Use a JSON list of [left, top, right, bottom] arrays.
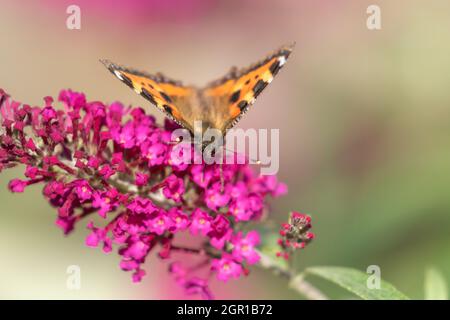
[[289, 274, 328, 300], [257, 250, 328, 300]]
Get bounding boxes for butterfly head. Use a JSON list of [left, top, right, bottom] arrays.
[[190, 120, 224, 151]]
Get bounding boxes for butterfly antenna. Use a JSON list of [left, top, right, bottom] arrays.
[[220, 146, 261, 165]]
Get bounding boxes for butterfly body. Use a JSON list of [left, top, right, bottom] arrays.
[[101, 43, 294, 138]]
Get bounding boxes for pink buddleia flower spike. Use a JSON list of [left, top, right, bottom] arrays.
[[0, 88, 314, 299]]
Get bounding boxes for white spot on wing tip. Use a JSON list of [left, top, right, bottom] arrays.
[[114, 70, 123, 80], [279, 56, 287, 66]]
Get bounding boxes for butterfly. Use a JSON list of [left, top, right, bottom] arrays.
[[100, 43, 294, 142]]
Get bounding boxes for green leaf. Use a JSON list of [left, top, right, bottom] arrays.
[[305, 266, 410, 300], [424, 268, 448, 300]]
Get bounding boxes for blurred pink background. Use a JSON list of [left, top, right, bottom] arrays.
[[1, 0, 450, 299]]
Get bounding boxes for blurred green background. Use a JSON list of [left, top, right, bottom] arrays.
[[1, 0, 449, 299]]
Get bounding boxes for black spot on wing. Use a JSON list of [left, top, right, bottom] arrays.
[[163, 104, 173, 115], [253, 79, 267, 96], [141, 88, 157, 105], [269, 60, 281, 75], [160, 91, 172, 103], [229, 90, 241, 103], [120, 74, 134, 89], [237, 100, 248, 111]]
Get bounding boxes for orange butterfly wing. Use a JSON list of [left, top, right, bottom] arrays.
[[100, 59, 196, 132], [101, 43, 294, 135], [201, 43, 294, 133]]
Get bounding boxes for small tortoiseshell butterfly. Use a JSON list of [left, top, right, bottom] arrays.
[[100, 43, 294, 138]]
